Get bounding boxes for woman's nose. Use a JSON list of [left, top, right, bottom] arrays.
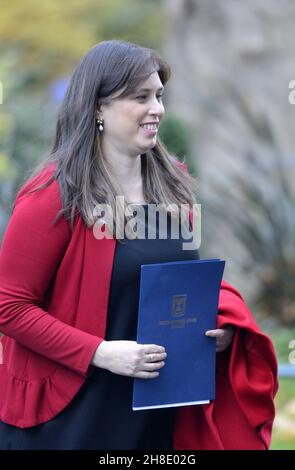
[[148, 97, 165, 116]]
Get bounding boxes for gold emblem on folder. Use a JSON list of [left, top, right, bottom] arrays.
[[172, 294, 187, 317]]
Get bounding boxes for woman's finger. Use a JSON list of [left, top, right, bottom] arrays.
[[145, 352, 167, 363], [205, 329, 225, 337], [142, 361, 165, 372], [136, 371, 160, 379], [144, 345, 166, 354]]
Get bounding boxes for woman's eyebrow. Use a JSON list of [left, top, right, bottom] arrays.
[[135, 86, 164, 93]]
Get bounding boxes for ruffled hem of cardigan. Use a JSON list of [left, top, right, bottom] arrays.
[[173, 291, 278, 450], [0, 366, 86, 428]]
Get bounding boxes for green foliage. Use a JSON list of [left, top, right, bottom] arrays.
[[0, 111, 13, 144], [0, 0, 166, 84], [0, 0, 168, 222], [159, 113, 195, 172], [274, 378, 295, 409], [0, 151, 17, 179], [271, 434, 295, 450], [247, 321, 295, 449], [271, 378, 295, 450], [267, 327, 295, 364], [265, 327, 295, 449]]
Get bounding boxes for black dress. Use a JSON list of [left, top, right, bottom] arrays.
[[0, 205, 199, 450]]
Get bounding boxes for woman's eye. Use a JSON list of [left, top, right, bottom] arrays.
[[136, 94, 164, 101]]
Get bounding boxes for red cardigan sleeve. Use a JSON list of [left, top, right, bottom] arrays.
[[0, 172, 101, 377]]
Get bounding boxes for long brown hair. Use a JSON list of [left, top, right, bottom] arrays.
[[24, 40, 197, 229]]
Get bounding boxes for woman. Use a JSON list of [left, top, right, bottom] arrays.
[[0, 40, 277, 450]]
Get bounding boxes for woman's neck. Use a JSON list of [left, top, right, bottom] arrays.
[[104, 152, 146, 203]]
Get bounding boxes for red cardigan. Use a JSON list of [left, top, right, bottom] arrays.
[[0, 165, 278, 449]]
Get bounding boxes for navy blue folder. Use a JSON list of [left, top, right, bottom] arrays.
[[132, 258, 225, 410]]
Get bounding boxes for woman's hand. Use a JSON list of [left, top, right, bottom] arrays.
[[91, 340, 167, 379], [205, 325, 235, 352]]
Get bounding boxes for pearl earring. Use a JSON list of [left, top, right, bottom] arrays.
[[97, 117, 104, 132]]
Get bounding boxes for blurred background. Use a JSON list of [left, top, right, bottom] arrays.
[[0, 0, 294, 449]]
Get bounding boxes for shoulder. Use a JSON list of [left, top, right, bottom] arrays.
[[169, 155, 188, 173], [14, 163, 61, 215], [1, 164, 71, 257], [10, 163, 71, 239]]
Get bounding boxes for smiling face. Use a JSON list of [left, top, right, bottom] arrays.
[[98, 72, 165, 157]]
